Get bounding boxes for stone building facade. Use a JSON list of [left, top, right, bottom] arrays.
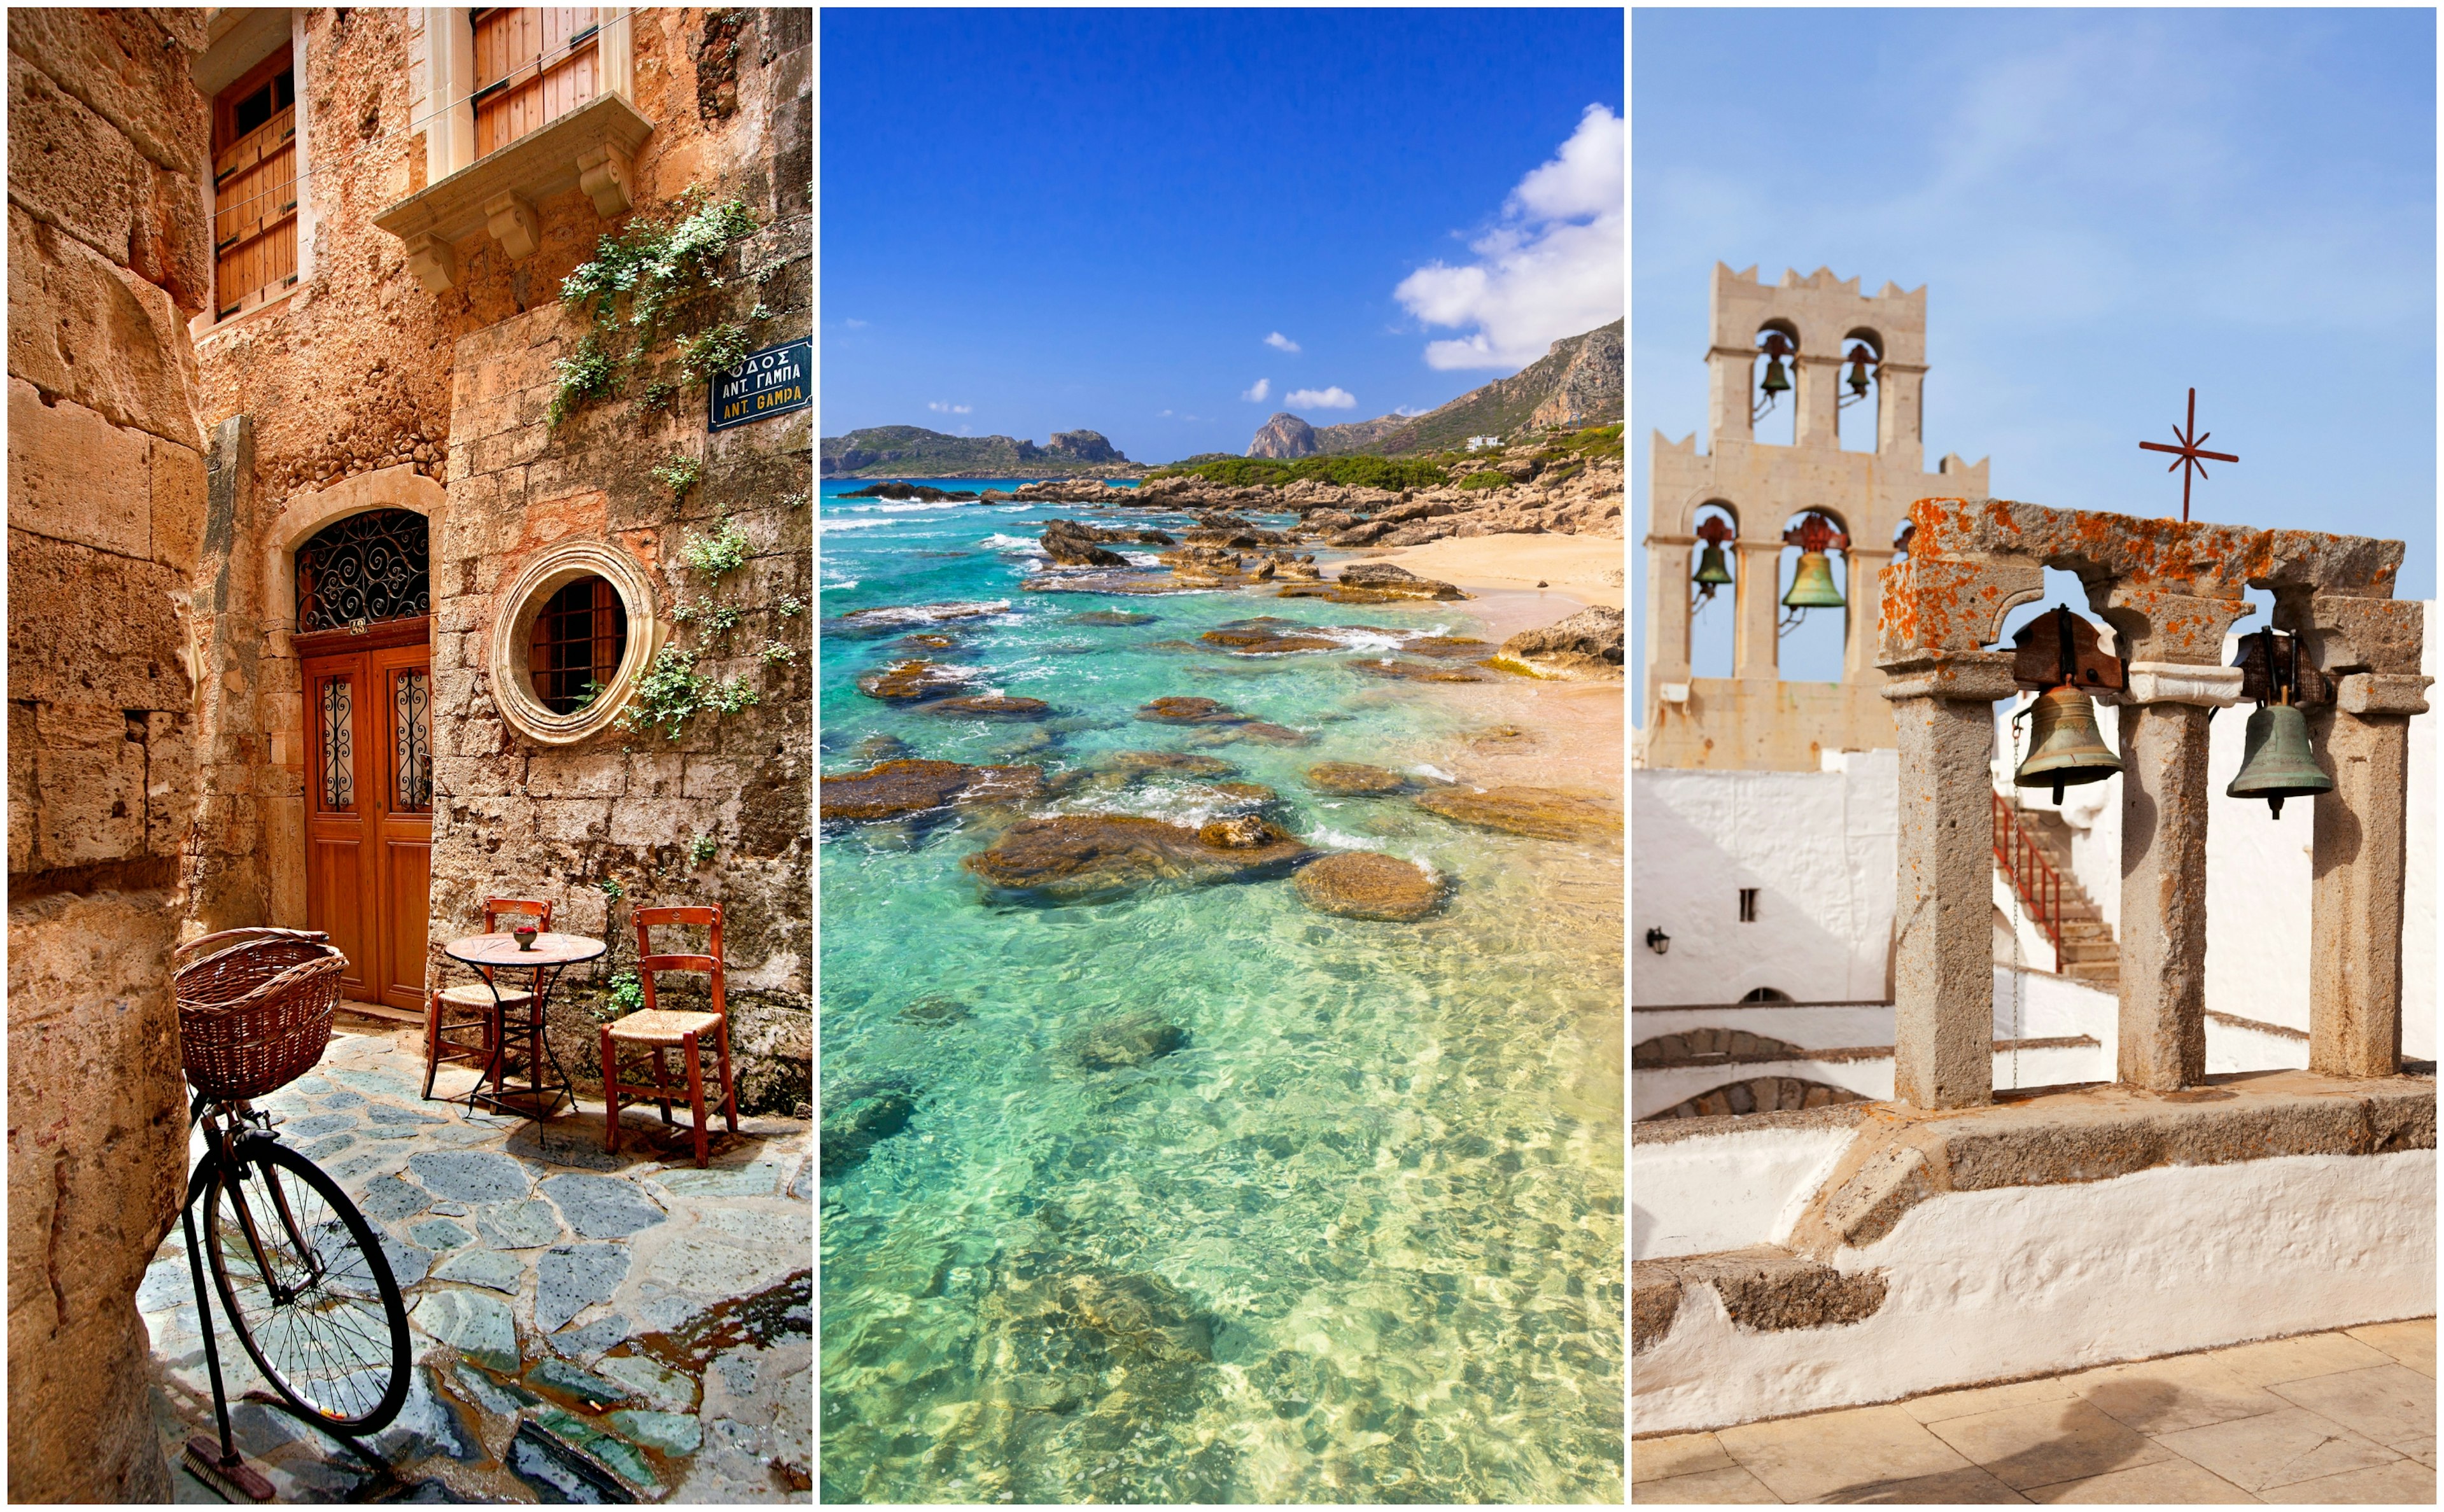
[[1640, 264, 1990, 771], [183, 8, 811, 1108], [7, 9, 213, 1500]]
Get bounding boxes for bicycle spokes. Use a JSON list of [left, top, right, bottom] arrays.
[[211, 1159, 398, 1425]]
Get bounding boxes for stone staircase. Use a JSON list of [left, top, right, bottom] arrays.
[[1997, 794, 2120, 991]]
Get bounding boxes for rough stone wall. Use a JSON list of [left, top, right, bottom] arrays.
[[190, 8, 815, 941], [426, 11, 812, 1114], [6, 6, 211, 1500]]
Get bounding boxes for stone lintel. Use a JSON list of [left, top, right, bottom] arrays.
[[2099, 587, 2253, 665], [1631, 1246, 1892, 1354], [2337, 672, 2433, 717], [1878, 650, 2017, 703], [1783, 1068, 2436, 1256], [2293, 595, 2425, 676], [1899, 497, 2403, 600], [1877, 557, 2043, 659], [2123, 661, 2244, 707]]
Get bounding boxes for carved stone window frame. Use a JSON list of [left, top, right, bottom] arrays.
[[488, 540, 663, 745]]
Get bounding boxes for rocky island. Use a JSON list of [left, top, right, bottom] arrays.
[[820, 425, 1149, 480]]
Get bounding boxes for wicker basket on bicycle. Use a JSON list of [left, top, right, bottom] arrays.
[[172, 928, 348, 1103]]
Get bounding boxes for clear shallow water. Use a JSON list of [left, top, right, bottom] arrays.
[[817, 480, 1624, 1504]]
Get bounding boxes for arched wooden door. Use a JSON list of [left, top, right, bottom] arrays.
[[295, 509, 432, 1012]]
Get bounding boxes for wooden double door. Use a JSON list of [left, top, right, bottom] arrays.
[[301, 620, 432, 1012]]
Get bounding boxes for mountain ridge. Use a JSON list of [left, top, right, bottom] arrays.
[[1243, 319, 1624, 458], [819, 426, 1148, 479]]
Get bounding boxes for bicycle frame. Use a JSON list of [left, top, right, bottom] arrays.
[[193, 1097, 328, 1306]]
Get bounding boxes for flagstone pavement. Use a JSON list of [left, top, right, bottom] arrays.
[[1634, 1319, 2434, 1504], [142, 1028, 812, 1503]]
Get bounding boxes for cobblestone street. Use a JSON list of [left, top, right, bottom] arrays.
[[142, 1029, 813, 1502]]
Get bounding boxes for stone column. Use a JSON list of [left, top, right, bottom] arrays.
[[1794, 354, 1841, 450], [1708, 346, 1755, 447], [1732, 540, 1780, 680], [2114, 664, 2242, 1089], [1876, 362, 1926, 473], [1844, 548, 1893, 683], [1881, 651, 2018, 1108], [1644, 536, 1692, 688], [2308, 674, 2431, 1078]]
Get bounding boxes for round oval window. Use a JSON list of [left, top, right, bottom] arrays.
[[529, 576, 629, 714]]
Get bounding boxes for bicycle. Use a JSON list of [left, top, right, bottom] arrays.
[[171, 928, 413, 1499]]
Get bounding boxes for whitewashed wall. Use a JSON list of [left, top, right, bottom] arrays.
[[1630, 750, 1897, 1005]]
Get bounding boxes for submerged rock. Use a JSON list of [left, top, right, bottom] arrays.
[[1135, 696, 1245, 725], [964, 815, 1310, 902], [1227, 720, 1312, 746], [1333, 563, 1467, 600], [1414, 785, 1620, 842], [857, 659, 969, 703], [1401, 636, 1495, 659], [1108, 750, 1235, 778], [931, 695, 1052, 719], [899, 996, 973, 1026], [1209, 781, 1278, 806], [1307, 762, 1407, 795], [820, 1083, 915, 1177], [1496, 605, 1624, 675], [846, 733, 911, 763], [1278, 582, 1398, 605], [1346, 659, 1486, 683], [820, 759, 1043, 823], [1065, 609, 1157, 626], [1063, 1011, 1188, 1070], [830, 601, 1010, 638], [1195, 815, 1288, 849], [1233, 635, 1342, 655], [1199, 618, 1306, 647], [1294, 852, 1446, 921]]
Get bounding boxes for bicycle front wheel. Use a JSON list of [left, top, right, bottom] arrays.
[[203, 1137, 412, 1434]]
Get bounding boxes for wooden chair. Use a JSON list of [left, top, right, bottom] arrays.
[[422, 897, 550, 1101], [601, 905, 738, 1167]]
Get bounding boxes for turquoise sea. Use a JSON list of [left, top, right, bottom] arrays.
[[817, 479, 1624, 1503]]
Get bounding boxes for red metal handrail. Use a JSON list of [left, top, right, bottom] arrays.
[[1992, 792, 2063, 974]]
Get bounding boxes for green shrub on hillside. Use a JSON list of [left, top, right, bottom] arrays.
[[1460, 472, 1510, 491], [1144, 454, 1450, 491]]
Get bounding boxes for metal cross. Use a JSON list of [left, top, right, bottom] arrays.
[[2137, 387, 2238, 523]]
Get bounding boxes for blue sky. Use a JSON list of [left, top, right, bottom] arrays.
[[1633, 8, 2436, 694], [820, 8, 1625, 464]]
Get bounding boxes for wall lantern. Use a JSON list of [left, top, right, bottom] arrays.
[[1645, 928, 1671, 955]]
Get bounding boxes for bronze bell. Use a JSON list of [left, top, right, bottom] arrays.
[[1760, 354, 1791, 397], [2014, 685, 2123, 804], [1781, 550, 1844, 609], [2226, 702, 2332, 820], [1846, 347, 1874, 396], [1694, 542, 1734, 589]]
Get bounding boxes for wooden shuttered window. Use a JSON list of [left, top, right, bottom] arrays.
[[473, 8, 601, 158], [212, 47, 298, 320], [529, 577, 626, 713]]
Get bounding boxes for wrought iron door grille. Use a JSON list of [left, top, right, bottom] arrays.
[[297, 510, 430, 633]]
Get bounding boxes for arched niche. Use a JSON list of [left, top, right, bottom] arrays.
[[266, 466, 447, 634]]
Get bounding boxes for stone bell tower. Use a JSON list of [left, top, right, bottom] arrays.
[[1640, 265, 1990, 771]]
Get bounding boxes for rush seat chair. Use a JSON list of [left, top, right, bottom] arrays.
[[600, 904, 739, 1167], [423, 897, 551, 1101]]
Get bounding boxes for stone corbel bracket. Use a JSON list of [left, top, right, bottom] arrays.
[[372, 93, 654, 292], [2338, 673, 2434, 717]]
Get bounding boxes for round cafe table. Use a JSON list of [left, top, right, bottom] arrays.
[[439, 931, 605, 1118]]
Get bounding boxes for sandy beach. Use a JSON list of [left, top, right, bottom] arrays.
[[1361, 531, 1626, 610]]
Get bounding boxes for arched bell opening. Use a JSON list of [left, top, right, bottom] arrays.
[[1991, 569, 2119, 815], [1690, 501, 1739, 678], [1775, 508, 1848, 682], [1836, 328, 1883, 454], [1752, 320, 1800, 447]]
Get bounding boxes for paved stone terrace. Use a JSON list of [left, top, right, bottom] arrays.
[[141, 1028, 813, 1502], [1634, 1319, 2434, 1504]]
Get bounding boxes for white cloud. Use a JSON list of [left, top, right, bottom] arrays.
[[1393, 405, 1428, 417], [1285, 386, 1356, 410], [1395, 102, 1623, 370], [1241, 377, 1270, 402], [927, 401, 973, 415], [1265, 331, 1301, 353], [845, 318, 869, 328]]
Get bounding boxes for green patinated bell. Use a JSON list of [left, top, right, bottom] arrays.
[[1694, 543, 1734, 587], [2014, 685, 2122, 804], [2226, 702, 2332, 820], [1759, 355, 1791, 396], [1781, 550, 1843, 609]]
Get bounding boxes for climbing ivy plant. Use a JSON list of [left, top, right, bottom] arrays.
[[550, 186, 765, 425], [615, 508, 769, 741]]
